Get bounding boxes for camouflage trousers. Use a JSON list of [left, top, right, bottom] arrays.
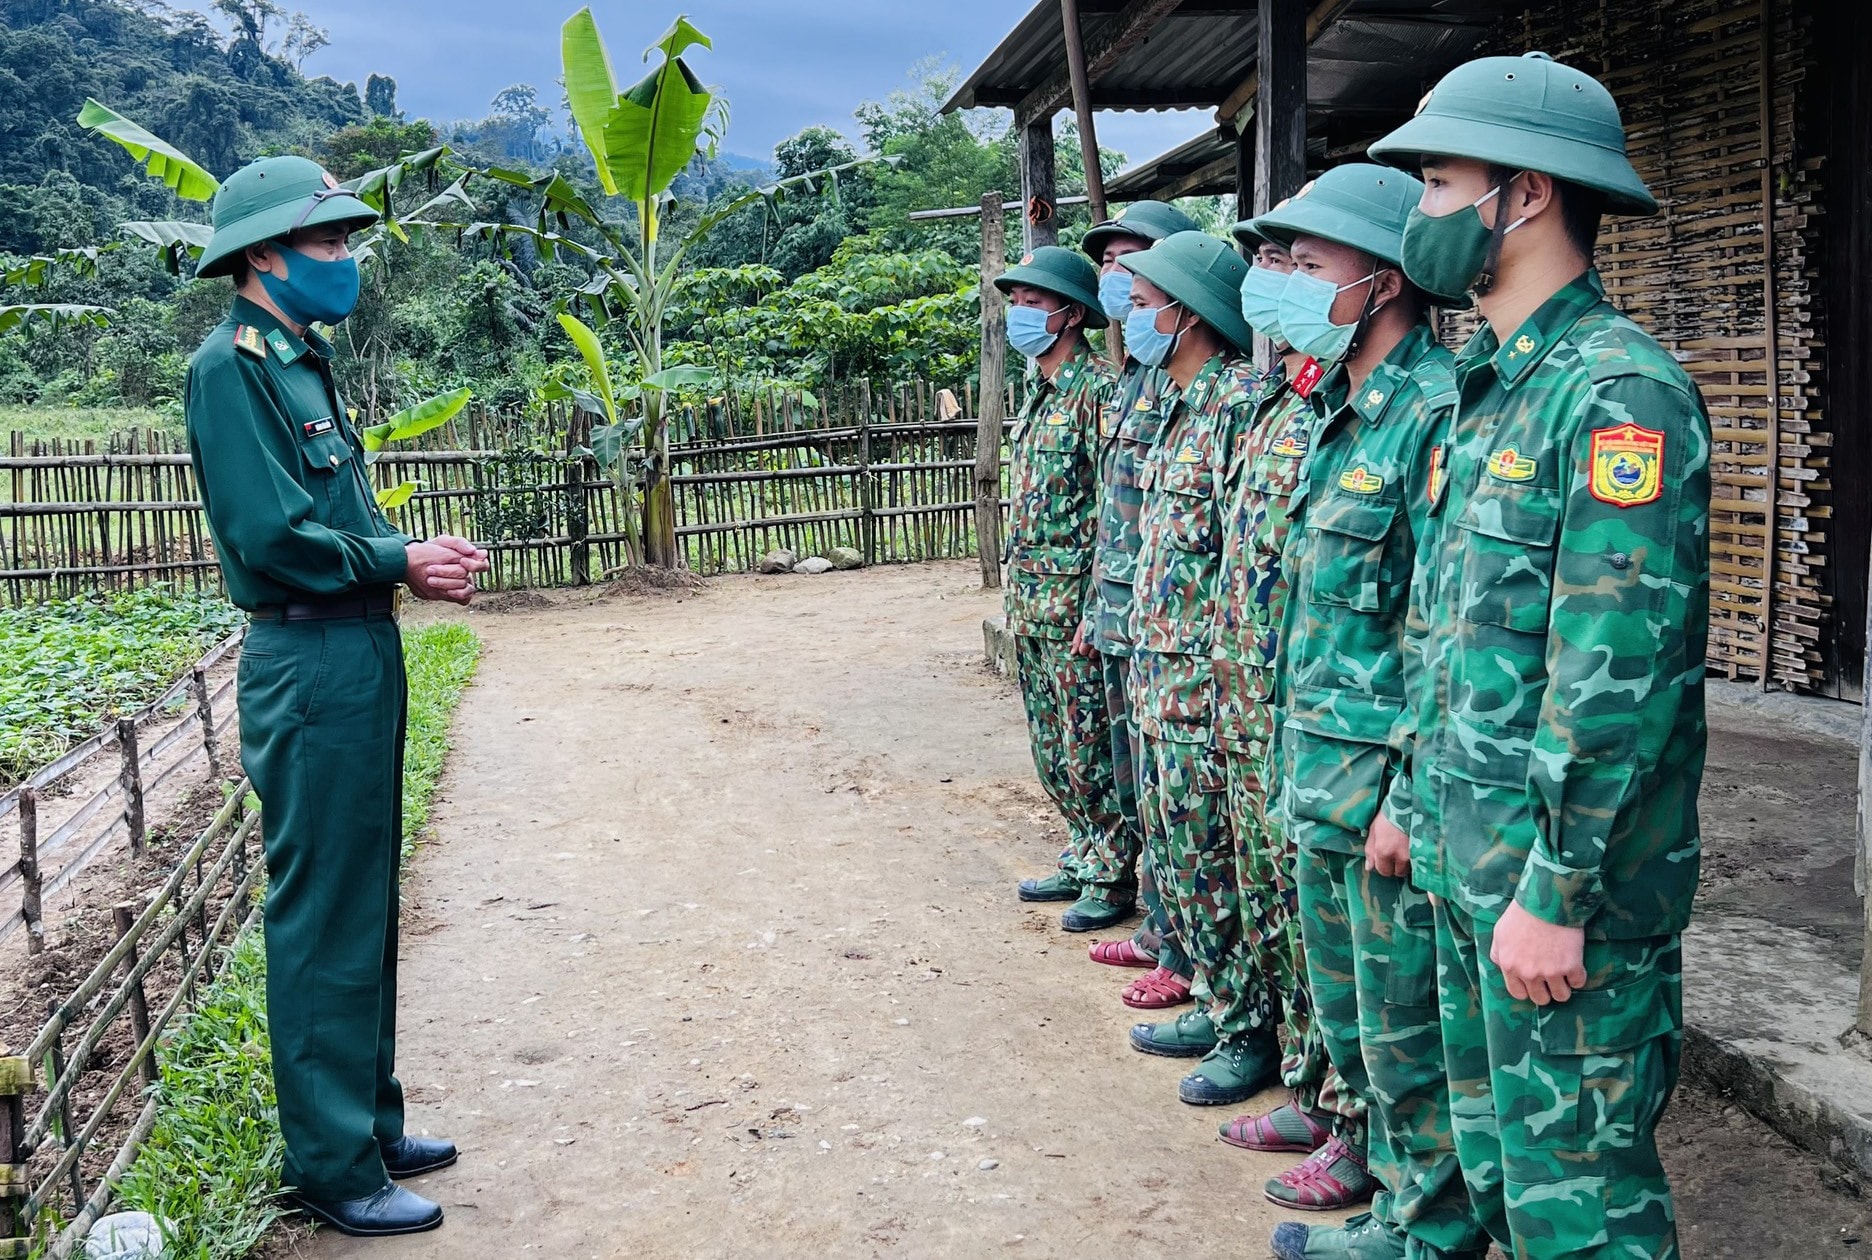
[[1012, 634, 1129, 894], [1212, 750, 1315, 1052], [1436, 901, 1683, 1260], [1297, 849, 1485, 1258], [1137, 729, 1260, 1031], [1103, 652, 1186, 972]]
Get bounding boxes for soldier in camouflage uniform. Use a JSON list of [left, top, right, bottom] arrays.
[[1229, 166, 1490, 1259], [1364, 53, 1711, 1260], [1114, 232, 1271, 1101], [1076, 202, 1206, 979], [996, 248, 1129, 924]]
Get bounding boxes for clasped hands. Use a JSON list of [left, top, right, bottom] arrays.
[[404, 535, 491, 605]]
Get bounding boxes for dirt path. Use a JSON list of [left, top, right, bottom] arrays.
[[309, 561, 1872, 1259]]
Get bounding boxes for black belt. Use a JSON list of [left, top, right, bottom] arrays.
[[253, 589, 401, 622]]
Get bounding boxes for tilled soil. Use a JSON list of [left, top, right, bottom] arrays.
[[294, 562, 1870, 1259]]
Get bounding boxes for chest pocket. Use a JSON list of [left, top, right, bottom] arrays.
[[300, 428, 367, 529], [1454, 483, 1560, 634], [1307, 495, 1397, 614], [1159, 458, 1216, 552], [1025, 418, 1084, 498]]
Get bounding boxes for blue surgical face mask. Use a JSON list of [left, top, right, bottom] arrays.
[[1277, 268, 1380, 366], [1006, 304, 1062, 360], [1124, 304, 1179, 368], [258, 244, 362, 328], [1239, 265, 1291, 346], [1098, 269, 1135, 321]]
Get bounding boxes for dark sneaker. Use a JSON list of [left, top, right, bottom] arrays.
[[1177, 1034, 1279, 1105], [1270, 1213, 1407, 1260], [1128, 1009, 1217, 1058], [1017, 872, 1081, 902], [1060, 892, 1136, 932]]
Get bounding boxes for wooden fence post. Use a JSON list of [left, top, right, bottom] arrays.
[[45, 1005, 82, 1214], [0, 1047, 26, 1259], [117, 719, 145, 857], [976, 190, 1008, 591], [857, 380, 876, 567], [18, 790, 41, 957], [112, 905, 158, 1089], [191, 667, 221, 782]]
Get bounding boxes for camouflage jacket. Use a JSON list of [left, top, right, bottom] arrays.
[[1131, 354, 1261, 744], [1212, 365, 1313, 757], [1277, 324, 1456, 854], [1385, 271, 1711, 937], [1003, 346, 1116, 639], [1087, 359, 1174, 657]]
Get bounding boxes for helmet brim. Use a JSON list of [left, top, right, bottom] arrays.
[[1368, 114, 1657, 217], [1120, 248, 1255, 356], [197, 192, 380, 278]]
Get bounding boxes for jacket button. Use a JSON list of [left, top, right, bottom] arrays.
[[1609, 552, 1631, 569], [329, 453, 341, 466]]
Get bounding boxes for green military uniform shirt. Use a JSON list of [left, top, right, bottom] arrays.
[[1088, 360, 1174, 656], [1005, 345, 1117, 639], [1387, 271, 1711, 937], [183, 295, 409, 610], [1131, 354, 1260, 741], [1278, 323, 1456, 854], [1212, 365, 1312, 759]]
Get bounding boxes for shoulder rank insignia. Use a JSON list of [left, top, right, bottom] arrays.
[[1270, 431, 1309, 459], [1045, 410, 1069, 426], [1427, 444, 1447, 506], [1486, 447, 1538, 482], [1174, 443, 1202, 465], [1589, 422, 1665, 508], [1339, 466, 1384, 495], [233, 325, 266, 358]]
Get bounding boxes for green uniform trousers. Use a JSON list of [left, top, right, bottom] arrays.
[[1013, 634, 1128, 895], [1138, 730, 1255, 1027], [1102, 652, 1184, 969], [1298, 849, 1485, 1258], [1435, 901, 1683, 1260], [239, 615, 407, 1201], [1215, 750, 1305, 1049]]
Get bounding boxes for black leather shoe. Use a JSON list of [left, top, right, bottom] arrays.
[[382, 1134, 459, 1179], [292, 1183, 443, 1237]]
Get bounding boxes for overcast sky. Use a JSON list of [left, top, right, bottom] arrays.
[[180, 1, 1208, 172]]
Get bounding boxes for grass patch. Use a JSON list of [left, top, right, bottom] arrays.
[[106, 620, 483, 1259], [0, 588, 244, 787], [0, 404, 179, 446]]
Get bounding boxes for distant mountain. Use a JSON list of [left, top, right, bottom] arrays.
[[721, 152, 773, 177]]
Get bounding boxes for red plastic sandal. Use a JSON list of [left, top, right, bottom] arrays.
[[1088, 938, 1157, 968], [1219, 1101, 1331, 1154], [1120, 965, 1193, 1010], [1263, 1136, 1378, 1211]]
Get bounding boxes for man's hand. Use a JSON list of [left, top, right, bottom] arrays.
[[1490, 901, 1587, 1006], [405, 539, 483, 606], [1069, 618, 1099, 659], [1364, 813, 1411, 879], [432, 534, 492, 574]]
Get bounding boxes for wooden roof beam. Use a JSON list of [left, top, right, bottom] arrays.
[[1014, 0, 1187, 128], [1213, 0, 1355, 129]]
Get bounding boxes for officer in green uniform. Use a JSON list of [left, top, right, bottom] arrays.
[[1368, 54, 1711, 1259], [1232, 166, 1489, 1258], [997, 247, 1128, 926], [1076, 202, 1202, 985], [1116, 232, 1271, 1104], [185, 156, 489, 1237]]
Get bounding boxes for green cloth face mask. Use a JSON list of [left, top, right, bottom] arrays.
[[1401, 181, 1527, 298]]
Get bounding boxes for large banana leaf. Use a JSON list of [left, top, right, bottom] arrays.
[[376, 481, 421, 511], [562, 7, 622, 197], [601, 17, 715, 238], [360, 387, 473, 452], [0, 304, 112, 335], [119, 220, 213, 274], [76, 99, 218, 201], [557, 313, 617, 425]]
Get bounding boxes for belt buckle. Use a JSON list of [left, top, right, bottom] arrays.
[[392, 588, 405, 622]]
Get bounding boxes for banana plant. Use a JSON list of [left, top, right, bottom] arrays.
[[359, 386, 474, 512]]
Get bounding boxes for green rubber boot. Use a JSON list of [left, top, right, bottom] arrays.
[[1017, 872, 1081, 902], [1128, 1009, 1217, 1058], [1177, 1032, 1279, 1105], [1059, 891, 1137, 932], [1270, 1214, 1406, 1260]]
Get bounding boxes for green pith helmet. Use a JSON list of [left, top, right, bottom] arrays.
[[1119, 231, 1254, 354], [1368, 52, 1656, 216], [197, 156, 381, 279], [994, 244, 1103, 313], [1082, 200, 1200, 261], [1245, 163, 1467, 307]]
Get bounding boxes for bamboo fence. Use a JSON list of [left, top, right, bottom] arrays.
[[1, 381, 1019, 601]]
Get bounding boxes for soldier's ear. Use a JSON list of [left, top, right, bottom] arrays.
[[1515, 170, 1560, 222], [245, 241, 280, 278], [1373, 266, 1406, 308]]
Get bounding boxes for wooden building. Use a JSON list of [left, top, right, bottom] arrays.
[[945, 0, 1871, 699]]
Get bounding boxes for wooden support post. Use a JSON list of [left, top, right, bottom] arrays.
[[112, 905, 157, 1089], [1234, 127, 1256, 251], [45, 1006, 83, 1215], [1254, 0, 1309, 219], [1059, 0, 1108, 225], [1756, 0, 1781, 691], [17, 789, 41, 957], [976, 190, 1009, 591], [0, 1048, 25, 1257], [1021, 120, 1059, 252], [190, 666, 221, 781], [117, 718, 145, 856], [1857, 540, 1872, 1034], [857, 380, 876, 567]]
